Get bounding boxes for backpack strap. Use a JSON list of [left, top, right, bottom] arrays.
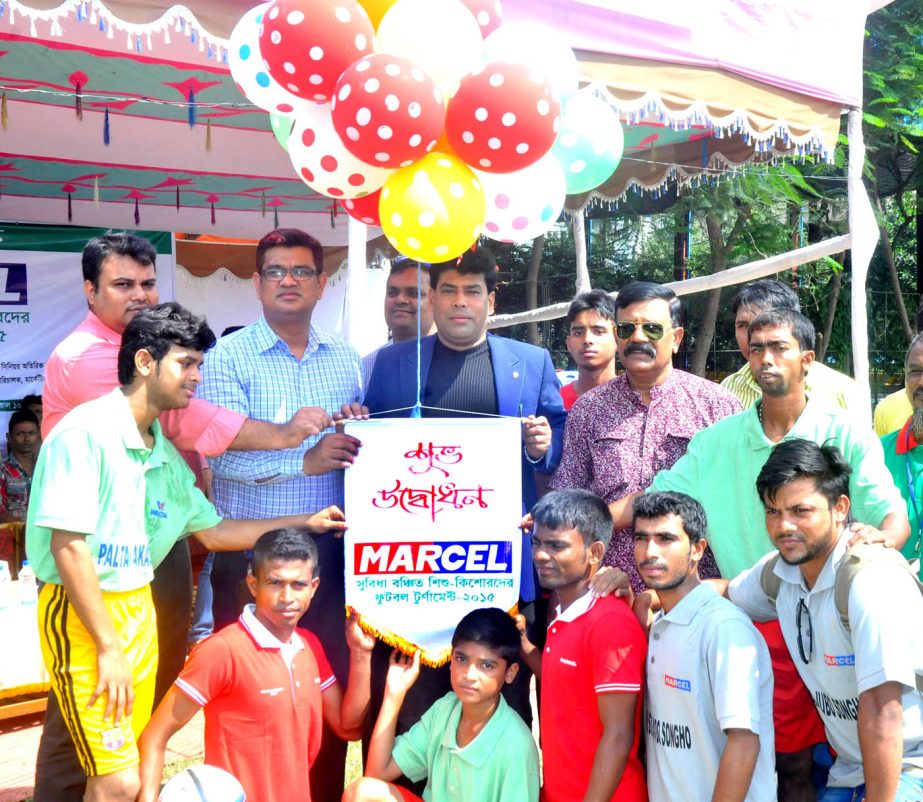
[[759, 553, 783, 609], [834, 544, 923, 693]]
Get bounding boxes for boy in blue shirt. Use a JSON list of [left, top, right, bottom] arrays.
[[344, 608, 540, 802]]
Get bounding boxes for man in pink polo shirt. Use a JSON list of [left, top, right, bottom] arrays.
[[34, 232, 333, 802]]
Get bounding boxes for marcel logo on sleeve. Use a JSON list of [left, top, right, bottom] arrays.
[[149, 500, 168, 519], [823, 653, 856, 667], [664, 674, 692, 692]]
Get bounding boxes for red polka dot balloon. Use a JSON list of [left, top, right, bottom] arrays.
[[331, 54, 445, 169], [342, 189, 382, 226], [460, 0, 503, 37], [289, 102, 393, 199], [445, 62, 561, 174], [259, 0, 374, 102]]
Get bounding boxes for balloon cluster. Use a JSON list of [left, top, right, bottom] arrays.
[[229, 0, 624, 262]]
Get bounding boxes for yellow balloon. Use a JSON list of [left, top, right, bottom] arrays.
[[357, 0, 399, 29], [379, 152, 486, 263]]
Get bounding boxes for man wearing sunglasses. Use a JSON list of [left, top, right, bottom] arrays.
[[722, 439, 923, 802], [198, 227, 367, 802], [552, 281, 741, 592]]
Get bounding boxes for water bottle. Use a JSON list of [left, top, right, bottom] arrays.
[[18, 560, 37, 605]]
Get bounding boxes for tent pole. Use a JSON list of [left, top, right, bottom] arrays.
[[346, 216, 368, 350], [572, 209, 590, 295], [847, 105, 878, 423]]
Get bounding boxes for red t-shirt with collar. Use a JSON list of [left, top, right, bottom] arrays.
[[175, 615, 335, 802], [540, 593, 648, 802]]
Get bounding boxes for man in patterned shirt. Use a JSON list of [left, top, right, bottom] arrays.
[[200, 227, 365, 802], [0, 409, 39, 522], [551, 281, 741, 592]]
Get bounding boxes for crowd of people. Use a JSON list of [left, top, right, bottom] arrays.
[[11, 226, 923, 802]]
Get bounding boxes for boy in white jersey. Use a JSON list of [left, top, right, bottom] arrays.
[[724, 439, 923, 802], [633, 491, 776, 802]]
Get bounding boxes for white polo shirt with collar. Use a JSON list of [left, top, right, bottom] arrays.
[[645, 582, 776, 802]]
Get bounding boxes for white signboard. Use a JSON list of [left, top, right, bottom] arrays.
[[344, 418, 522, 665], [0, 251, 87, 438]]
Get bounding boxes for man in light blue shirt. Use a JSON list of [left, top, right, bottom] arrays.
[[199, 227, 365, 802]]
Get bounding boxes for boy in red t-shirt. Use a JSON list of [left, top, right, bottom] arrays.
[[520, 489, 648, 802], [136, 528, 375, 802], [560, 290, 618, 410]]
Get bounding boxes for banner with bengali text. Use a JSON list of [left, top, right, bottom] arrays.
[[343, 418, 523, 666]]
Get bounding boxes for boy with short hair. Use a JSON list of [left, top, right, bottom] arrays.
[[344, 608, 540, 802], [520, 488, 648, 802], [137, 528, 374, 802], [561, 289, 618, 410]]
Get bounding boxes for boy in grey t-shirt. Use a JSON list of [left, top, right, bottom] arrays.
[[634, 491, 776, 802]]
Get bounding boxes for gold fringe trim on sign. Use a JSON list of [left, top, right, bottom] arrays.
[[346, 604, 520, 669]]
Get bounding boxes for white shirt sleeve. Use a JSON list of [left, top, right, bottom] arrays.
[[848, 562, 923, 695], [727, 556, 780, 623], [707, 618, 770, 734]]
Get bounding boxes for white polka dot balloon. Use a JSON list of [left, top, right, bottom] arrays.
[[289, 102, 394, 199], [259, 0, 375, 102], [228, 3, 318, 116], [331, 54, 445, 169], [459, 0, 503, 37], [445, 63, 561, 174], [376, 0, 483, 97], [476, 152, 566, 244]]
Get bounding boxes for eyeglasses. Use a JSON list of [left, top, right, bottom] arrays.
[[615, 321, 668, 341], [796, 598, 813, 665], [260, 265, 320, 281]]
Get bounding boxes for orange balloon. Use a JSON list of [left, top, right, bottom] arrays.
[[433, 131, 457, 158], [357, 0, 399, 28]]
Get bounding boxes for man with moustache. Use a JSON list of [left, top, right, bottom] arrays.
[[552, 281, 740, 592], [881, 332, 923, 579], [633, 491, 775, 802], [200, 227, 366, 801], [362, 256, 436, 389], [0, 410, 39, 522], [363, 246, 564, 795], [724, 440, 923, 802]]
